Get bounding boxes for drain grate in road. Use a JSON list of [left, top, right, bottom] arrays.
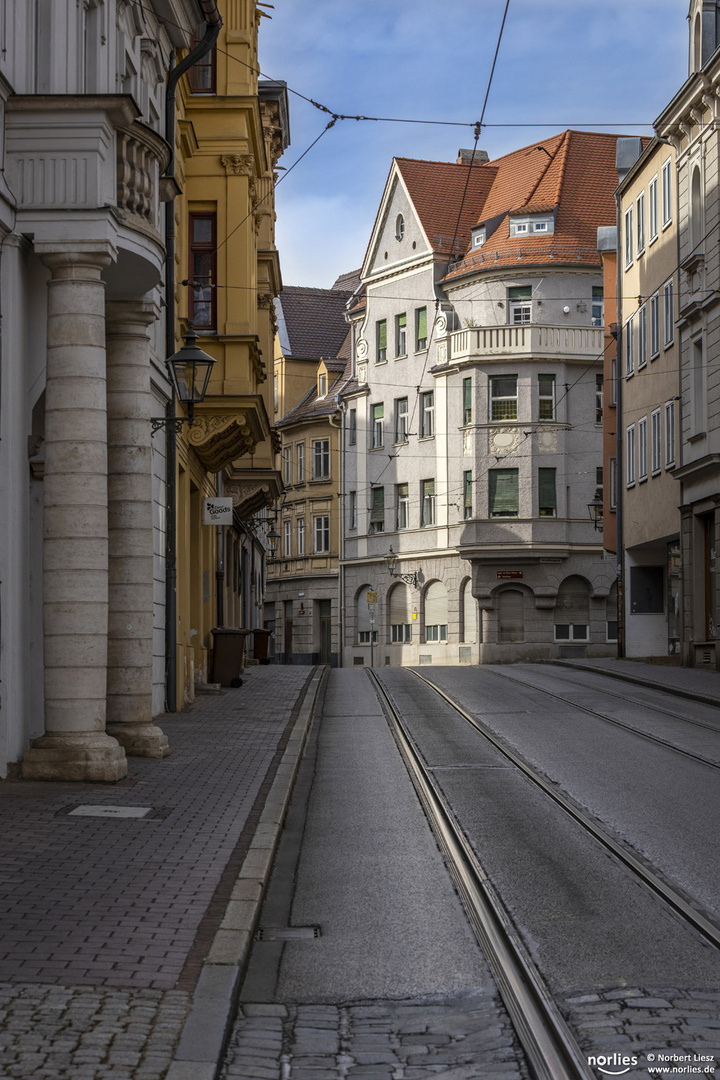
[[255, 926, 321, 941]]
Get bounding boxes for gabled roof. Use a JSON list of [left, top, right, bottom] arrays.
[[394, 157, 497, 258], [274, 285, 352, 361], [444, 130, 643, 280]]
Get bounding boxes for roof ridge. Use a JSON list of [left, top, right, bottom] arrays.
[[519, 130, 567, 210]]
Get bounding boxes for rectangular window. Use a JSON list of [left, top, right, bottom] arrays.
[[416, 307, 428, 350], [625, 317, 634, 376], [296, 443, 305, 484], [189, 213, 216, 329], [651, 409, 662, 474], [349, 491, 357, 530], [313, 439, 330, 479], [283, 446, 292, 485], [508, 285, 532, 324], [273, 373, 278, 412], [489, 469, 519, 517], [638, 416, 648, 480], [297, 517, 305, 555], [395, 397, 409, 443], [188, 39, 216, 93], [314, 515, 330, 553], [538, 467, 557, 517], [426, 624, 447, 642], [372, 403, 384, 448], [610, 358, 617, 405], [554, 624, 588, 642], [463, 377, 472, 425], [421, 479, 435, 526], [662, 159, 672, 227], [538, 374, 555, 420], [420, 391, 435, 438], [638, 304, 647, 368], [463, 471, 473, 519], [665, 400, 676, 467], [649, 175, 658, 240], [491, 375, 518, 420], [650, 293, 659, 357], [592, 286, 604, 327], [376, 319, 387, 363], [358, 631, 378, 644], [624, 206, 634, 267], [391, 624, 412, 643], [636, 191, 645, 254], [396, 483, 409, 530], [609, 457, 617, 510], [626, 424, 636, 486], [663, 280, 674, 345], [595, 373, 603, 424], [348, 408, 356, 446], [370, 486, 385, 532], [396, 312, 407, 357], [318, 372, 327, 398], [283, 520, 291, 558]]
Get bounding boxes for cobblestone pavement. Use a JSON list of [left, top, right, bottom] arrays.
[[0, 667, 312, 1078], [221, 992, 530, 1080], [565, 987, 720, 1076]]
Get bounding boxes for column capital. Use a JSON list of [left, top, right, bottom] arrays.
[[36, 243, 115, 276]]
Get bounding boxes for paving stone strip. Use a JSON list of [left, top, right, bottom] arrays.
[[221, 994, 530, 1079]]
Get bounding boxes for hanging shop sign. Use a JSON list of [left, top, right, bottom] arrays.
[[202, 497, 233, 526]]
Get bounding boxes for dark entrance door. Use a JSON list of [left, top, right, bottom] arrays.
[[284, 599, 293, 664], [319, 600, 332, 664]]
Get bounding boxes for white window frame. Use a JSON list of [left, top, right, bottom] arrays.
[[665, 400, 676, 467], [609, 457, 617, 510], [372, 403, 384, 449], [624, 316, 634, 376], [395, 312, 407, 357], [554, 624, 589, 643], [395, 397, 409, 443], [421, 479, 436, 527], [538, 374, 555, 421], [349, 491, 357, 530], [396, 483, 409, 530], [663, 280, 674, 346], [313, 438, 330, 479], [636, 191, 645, 255], [314, 514, 330, 553], [297, 517, 305, 555], [624, 206, 634, 267], [651, 409, 662, 474], [661, 159, 673, 228], [348, 409, 356, 446], [296, 442, 305, 484], [391, 623, 412, 643], [650, 293, 659, 357], [318, 372, 327, 398], [638, 416, 648, 481], [638, 304, 647, 369], [626, 424, 636, 486], [420, 391, 435, 438], [283, 446, 292, 485], [490, 374, 518, 421], [283, 520, 291, 557], [649, 175, 658, 241]]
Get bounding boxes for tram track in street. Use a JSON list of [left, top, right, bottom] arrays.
[[481, 664, 720, 773], [368, 666, 720, 1080]]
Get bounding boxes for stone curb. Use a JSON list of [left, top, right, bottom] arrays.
[[548, 658, 720, 708], [165, 666, 325, 1080]]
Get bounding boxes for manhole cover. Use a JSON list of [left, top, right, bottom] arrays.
[[255, 926, 320, 941], [67, 805, 153, 819]]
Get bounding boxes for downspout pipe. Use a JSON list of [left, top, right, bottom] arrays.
[[164, 11, 222, 713], [614, 188, 625, 659]]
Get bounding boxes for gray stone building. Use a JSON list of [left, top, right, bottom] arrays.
[[342, 135, 620, 667]]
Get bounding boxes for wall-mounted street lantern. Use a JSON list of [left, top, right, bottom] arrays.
[[266, 523, 280, 559], [587, 489, 603, 531], [152, 329, 216, 435], [385, 546, 422, 588]]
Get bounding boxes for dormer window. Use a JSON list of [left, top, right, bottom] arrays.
[[318, 372, 327, 398], [509, 214, 554, 237], [471, 225, 486, 248], [395, 214, 405, 241]]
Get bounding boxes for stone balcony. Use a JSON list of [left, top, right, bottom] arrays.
[[438, 323, 603, 365]]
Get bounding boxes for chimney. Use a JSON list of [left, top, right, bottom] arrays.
[[457, 148, 489, 165], [616, 137, 643, 183]]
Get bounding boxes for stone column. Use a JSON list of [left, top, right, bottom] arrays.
[[104, 303, 169, 757], [23, 250, 127, 782]]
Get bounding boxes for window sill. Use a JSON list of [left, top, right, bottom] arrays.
[[418, 435, 435, 443], [395, 354, 407, 361], [369, 446, 385, 452], [308, 476, 331, 484], [393, 440, 409, 447], [688, 430, 706, 444]]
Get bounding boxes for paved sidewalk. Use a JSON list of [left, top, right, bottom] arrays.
[[551, 656, 720, 705], [0, 666, 318, 1080]]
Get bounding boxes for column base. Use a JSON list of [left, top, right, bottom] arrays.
[[22, 732, 128, 783], [106, 722, 170, 759]]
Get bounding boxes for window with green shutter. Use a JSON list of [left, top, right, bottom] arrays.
[[463, 377, 472, 424], [370, 486, 385, 532], [376, 320, 387, 363], [538, 468, 556, 516], [396, 313, 407, 356], [416, 307, 428, 350], [489, 469, 519, 517], [372, 403, 384, 448], [463, 471, 473, 519]]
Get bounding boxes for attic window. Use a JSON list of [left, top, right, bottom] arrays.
[[318, 373, 327, 398], [509, 215, 554, 237], [395, 214, 405, 241], [471, 226, 486, 248]]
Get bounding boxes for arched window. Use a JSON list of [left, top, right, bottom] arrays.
[[693, 12, 702, 72], [389, 583, 412, 643], [691, 166, 703, 249], [606, 582, 618, 642], [424, 581, 448, 641], [395, 214, 405, 241], [554, 576, 590, 641], [356, 586, 377, 645], [498, 590, 524, 643], [461, 579, 477, 642]]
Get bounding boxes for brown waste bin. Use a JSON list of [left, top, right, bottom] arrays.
[[211, 628, 251, 687], [252, 628, 271, 663]]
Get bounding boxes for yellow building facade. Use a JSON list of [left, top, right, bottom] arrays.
[[173, 2, 288, 703]]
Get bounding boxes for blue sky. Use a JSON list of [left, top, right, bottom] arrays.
[[258, 0, 690, 288]]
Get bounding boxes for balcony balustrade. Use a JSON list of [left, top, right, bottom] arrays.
[[445, 323, 603, 363]]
